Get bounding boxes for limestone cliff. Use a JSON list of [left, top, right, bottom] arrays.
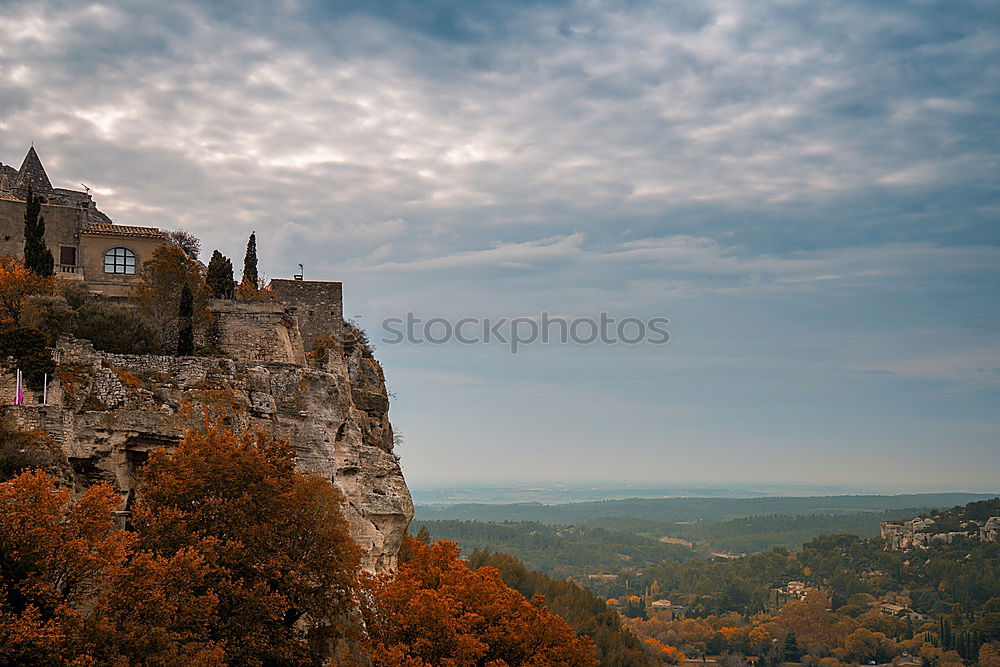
[[7, 334, 413, 573]]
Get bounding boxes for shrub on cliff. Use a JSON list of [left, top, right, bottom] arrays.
[[0, 255, 53, 324], [22, 287, 161, 355], [0, 415, 67, 482], [74, 298, 162, 355]]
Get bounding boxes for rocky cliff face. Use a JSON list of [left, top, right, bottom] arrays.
[[9, 336, 412, 573], [881, 515, 1000, 551]]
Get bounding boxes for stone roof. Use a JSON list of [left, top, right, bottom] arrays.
[[13, 146, 53, 192], [82, 222, 167, 239]]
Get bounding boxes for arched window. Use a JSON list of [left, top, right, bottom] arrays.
[[103, 247, 137, 274]]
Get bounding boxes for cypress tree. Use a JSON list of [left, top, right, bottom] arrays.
[[242, 232, 258, 289], [783, 631, 801, 663], [206, 250, 236, 299], [23, 185, 54, 276], [177, 285, 194, 356]]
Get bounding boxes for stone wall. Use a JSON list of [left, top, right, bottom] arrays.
[[270, 279, 343, 352], [209, 299, 307, 365]]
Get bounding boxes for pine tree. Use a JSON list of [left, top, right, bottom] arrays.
[[783, 630, 802, 663], [23, 186, 54, 277], [241, 232, 258, 289], [206, 250, 236, 299], [177, 285, 194, 356], [416, 524, 431, 544]]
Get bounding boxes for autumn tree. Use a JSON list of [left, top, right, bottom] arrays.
[[643, 637, 687, 664], [0, 468, 223, 666], [83, 548, 224, 666], [0, 471, 132, 664], [772, 591, 853, 655], [0, 255, 53, 324], [980, 641, 1000, 667], [360, 536, 599, 666], [205, 250, 236, 299], [132, 243, 210, 354], [131, 425, 361, 665], [22, 186, 54, 277]]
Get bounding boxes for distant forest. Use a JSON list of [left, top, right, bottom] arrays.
[[416, 510, 924, 588], [413, 492, 994, 525], [585, 509, 926, 554]]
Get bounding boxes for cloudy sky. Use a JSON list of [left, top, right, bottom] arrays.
[[2, 0, 998, 491]]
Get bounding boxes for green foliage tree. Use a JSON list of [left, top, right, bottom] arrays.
[[0, 326, 54, 390], [22, 186, 54, 277], [783, 630, 802, 662], [166, 229, 201, 260], [205, 250, 236, 299], [242, 231, 258, 289], [177, 285, 194, 356]]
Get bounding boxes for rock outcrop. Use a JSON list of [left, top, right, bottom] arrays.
[[881, 515, 1000, 551], [7, 333, 413, 572]]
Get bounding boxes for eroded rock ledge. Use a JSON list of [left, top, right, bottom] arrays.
[[10, 335, 413, 573]]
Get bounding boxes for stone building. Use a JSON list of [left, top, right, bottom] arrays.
[[1, 147, 167, 296]]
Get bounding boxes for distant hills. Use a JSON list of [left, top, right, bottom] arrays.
[[414, 492, 997, 525]]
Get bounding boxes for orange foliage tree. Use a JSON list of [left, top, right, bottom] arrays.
[[360, 537, 599, 666], [643, 637, 687, 664], [131, 243, 211, 354], [0, 470, 131, 664], [0, 255, 53, 324], [1, 423, 362, 666], [770, 590, 854, 655], [131, 426, 361, 665]]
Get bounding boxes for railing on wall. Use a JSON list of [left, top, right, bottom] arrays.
[[56, 264, 78, 273]]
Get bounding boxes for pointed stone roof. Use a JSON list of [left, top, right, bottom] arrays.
[[14, 146, 53, 193]]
